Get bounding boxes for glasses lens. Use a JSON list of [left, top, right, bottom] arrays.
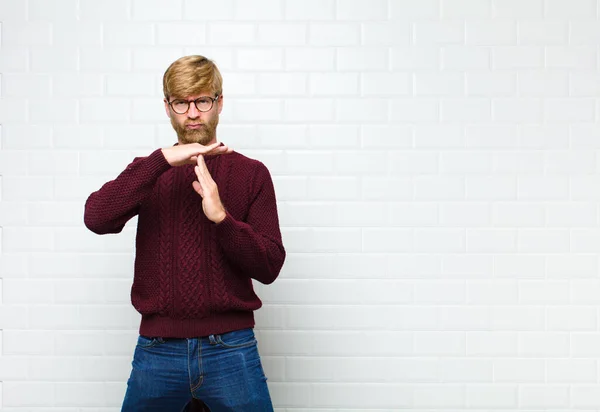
[[195, 97, 213, 112], [171, 100, 189, 114]]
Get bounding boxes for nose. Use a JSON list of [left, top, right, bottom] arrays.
[[187, 102, 200, 119]]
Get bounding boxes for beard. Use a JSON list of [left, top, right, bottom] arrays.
[[171, 115, 219, 145]]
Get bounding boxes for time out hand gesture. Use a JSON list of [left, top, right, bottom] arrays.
[[161, 142, 232, 167], [192, 155, 227, 224]]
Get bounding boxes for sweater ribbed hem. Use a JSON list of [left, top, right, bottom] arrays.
[[139, 311, 255, 338]]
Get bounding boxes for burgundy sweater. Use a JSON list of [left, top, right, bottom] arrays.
[[84, 148, 285, 338]]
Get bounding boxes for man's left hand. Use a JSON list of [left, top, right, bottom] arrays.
[[193, 156, 227, 224]]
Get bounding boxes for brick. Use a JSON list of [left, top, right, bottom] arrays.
[[416, 281, 465, 304], [390, 0, 440, 20], [284, 98, 334, 122], [415, 72, 464, 96], [389, 202, 438, 227], [80, 48, 131, 71], [443, 46, 490, 70], [362, 22, 411, 46], [468, 281, 519, 304], [465, 72, 517, 97], [493, 47, 544, 69], [391, 99, 439, 123], [104, 24, 155, 46], [309, 23, 359, 46], [336, 98, 388, 122], [390, 151, 439, 174], [466, 385, 518, 408], [285, 48, 335, 71], [183, 0, 234, 20], [132, 0, 182, 20], [493, 0, 543, 18], [466, 21, 517, 46], [233, 0, 282, 20], [442, 98, 491, 122], [79, 0, 129, 20], [414, 22, 464, 45], [208, 23, 255, 46], [237, 49, 284, 71], [31, 47, 78, 71], [414, 385, 465, 408], [493, 202, 545, 227], [546, 307, 597, 331], [519, 385, 570, 408], [1, 22, 52, 46], [546, 46, 597, 69], [336, 0, 387, 20], [518, 21, 568, 45], [257, 23, 307, 46], [158, 23, 206, 46], [494, 359, 544, 382], [309, 125, 359, 148], [285, 0, 334, 20], [519, 332, 569, 357], [337, 47, 388, 71], [363, 228, 412, 252], [442, 0, 492, 18], [545, 0, 597, 18], [467, 228, 517, 252], [258, 73, 307, 96], [310, 73, 359, 96], [53, 22, 102, 46]]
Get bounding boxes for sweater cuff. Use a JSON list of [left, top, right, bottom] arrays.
[[146, 148, 172, 176], [214, 210, 239, 238]]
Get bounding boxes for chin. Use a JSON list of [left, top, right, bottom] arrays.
[[180, 132, 213, 146]]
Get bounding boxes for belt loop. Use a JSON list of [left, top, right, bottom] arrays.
[[208, 334, 218, 345]]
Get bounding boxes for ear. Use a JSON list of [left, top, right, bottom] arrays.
[[164, 99, 171, 118], [217, 95, 223, 115]]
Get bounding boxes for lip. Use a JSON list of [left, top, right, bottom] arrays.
[[186, 124, 203, 129]]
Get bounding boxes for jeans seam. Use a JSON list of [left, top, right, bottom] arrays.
[[187, 339, 193, 393], [190, 338, 204, 392], [216, 336, 256, 349]]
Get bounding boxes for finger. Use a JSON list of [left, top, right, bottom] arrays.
[[194, 165, 204, 181], [201, 142, 220, 154], [197, 157, 217, 186], [205, 144, 232, 156], [196, 154, 209, 174], [195, 165, 209, 188], [192, 180, 203, 197]]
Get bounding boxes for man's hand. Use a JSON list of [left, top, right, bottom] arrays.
[[192, 155, 227, 224], [161, 142, 232, 167]]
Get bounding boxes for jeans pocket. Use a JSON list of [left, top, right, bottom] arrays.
[[216, 328, 257, 349], [136, 335, 165, 349]]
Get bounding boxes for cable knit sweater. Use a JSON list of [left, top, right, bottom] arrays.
[[84, 148, 285, 338]]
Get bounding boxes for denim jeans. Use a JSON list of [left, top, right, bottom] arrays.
[[121, 328, 274, 412]]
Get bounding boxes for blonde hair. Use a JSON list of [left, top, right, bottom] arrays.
[[162, 55, 223, 99]]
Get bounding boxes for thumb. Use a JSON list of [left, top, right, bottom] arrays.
[[192, 181, 203, 197]]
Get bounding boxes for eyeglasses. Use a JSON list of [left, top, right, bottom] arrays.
[[168, 95, 220, 115]]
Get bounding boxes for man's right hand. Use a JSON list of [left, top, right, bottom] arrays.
[[161, 142, 233, 167]]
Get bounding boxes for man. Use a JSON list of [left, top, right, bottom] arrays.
[[84, 55, 285, 411]]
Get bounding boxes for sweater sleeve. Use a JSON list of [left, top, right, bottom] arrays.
[[84, 148, 172, 235], [214, 162, 286, 285]]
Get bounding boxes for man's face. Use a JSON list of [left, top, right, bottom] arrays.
[[164, 92, 223, 145]]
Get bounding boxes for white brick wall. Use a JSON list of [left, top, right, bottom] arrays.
[[1, 0, 600, 410]]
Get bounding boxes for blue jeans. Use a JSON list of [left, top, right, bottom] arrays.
[[121, 328, 274, 412]]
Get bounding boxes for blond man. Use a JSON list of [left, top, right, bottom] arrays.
[[84, 55, 285, 411]]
